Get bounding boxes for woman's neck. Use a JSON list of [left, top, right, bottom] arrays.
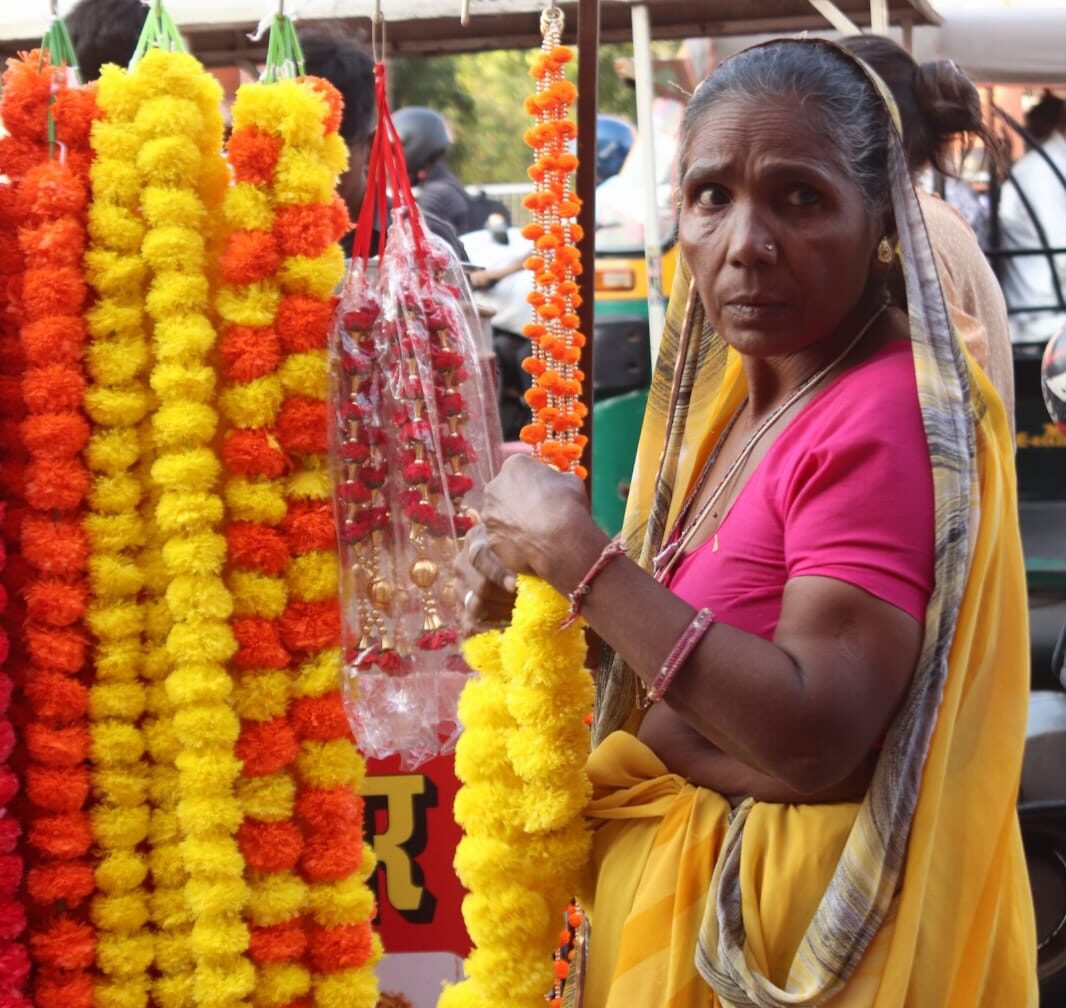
[[741, 287, 889, 423]]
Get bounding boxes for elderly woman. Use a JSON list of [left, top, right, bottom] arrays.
[[457, 39, 1034, 1006]]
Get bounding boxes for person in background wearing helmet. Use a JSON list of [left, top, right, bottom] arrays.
[[393, 106, 473, 236]]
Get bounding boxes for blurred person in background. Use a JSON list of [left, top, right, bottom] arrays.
[[394, 106, 472, 236], [842, 34, 1014, 426], [997, 91, 1066, 345], [66, 0, 147, 79], [299, 32, 467, 263]]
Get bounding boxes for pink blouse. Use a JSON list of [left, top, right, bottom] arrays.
[[667, 340, 935, 641]]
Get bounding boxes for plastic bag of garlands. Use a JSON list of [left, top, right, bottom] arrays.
[[329, 220, 499, 769]]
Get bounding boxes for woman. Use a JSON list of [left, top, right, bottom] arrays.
[[457, 40, 1034, 1006], [841, 34, 1015, 428]]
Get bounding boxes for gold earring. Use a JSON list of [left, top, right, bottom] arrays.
[[877, 237, 894, 264]]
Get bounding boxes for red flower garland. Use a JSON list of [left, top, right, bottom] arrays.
[[0, 496, 29, 1008], [1, 51, 98, 1008]]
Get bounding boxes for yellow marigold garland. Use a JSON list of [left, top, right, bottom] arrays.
[[441, 577, 593, 1008], [86, 61, 156, 1008], [134, 48, 252, 1008]]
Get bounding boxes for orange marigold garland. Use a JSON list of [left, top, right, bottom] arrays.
[[518, 21, 587, 477], [2, 48, 99, 1008]]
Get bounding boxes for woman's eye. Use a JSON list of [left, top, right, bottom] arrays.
[[695, 184, 730, 208], [785, 185, 821, 207]]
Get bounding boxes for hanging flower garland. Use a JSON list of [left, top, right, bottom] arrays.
[[518, 26, 587, 478], [443, 16, 593, 1007], [442, 579, 593, 1008], [85, 57, 159, 1008], [0, 172, 28, 624], [130, 43, 253, 1007], [0, 182, 29, 1008], [263, 58, 381, 1007], [0, 498, 29, 1008], [216, 58, 350, 1008], [218, 76, 306, 1003], [2, 45, 99, 1008]]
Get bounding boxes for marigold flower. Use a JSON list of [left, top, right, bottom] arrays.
[[276, 293, 334, 353]]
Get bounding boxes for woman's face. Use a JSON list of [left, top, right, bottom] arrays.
[[679, 92, 883, 357]]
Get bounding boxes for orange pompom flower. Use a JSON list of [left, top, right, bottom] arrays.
[[227, 125, 283, 186], [220, 230, 282, 285]]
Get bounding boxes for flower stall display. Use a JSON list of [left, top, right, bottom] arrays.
[[330, 64, 498, 770], [0, 4, 381, 1007]]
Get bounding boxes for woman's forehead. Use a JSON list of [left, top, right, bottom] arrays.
[[683, 94, 838, 170]]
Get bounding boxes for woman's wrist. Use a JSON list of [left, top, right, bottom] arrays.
[[531, 511, 611, 596]]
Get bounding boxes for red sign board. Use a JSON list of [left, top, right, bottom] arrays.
[[363, 753, 471, 958]]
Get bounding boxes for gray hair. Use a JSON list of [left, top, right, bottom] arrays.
[[681, 40, 891, 217]]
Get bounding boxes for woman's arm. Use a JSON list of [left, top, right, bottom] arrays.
[[462, 456, 923, 797]]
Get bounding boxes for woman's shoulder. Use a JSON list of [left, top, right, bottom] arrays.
[[811, 339, 919, 427], [769, 339, 926, 490]]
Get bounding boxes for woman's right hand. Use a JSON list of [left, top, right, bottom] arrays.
[[452, 455, 597, 632]]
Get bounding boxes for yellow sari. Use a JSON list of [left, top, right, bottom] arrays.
[[583, 41, 1036, 1008]]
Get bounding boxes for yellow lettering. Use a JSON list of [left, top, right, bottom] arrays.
[[363, 773, 437, 923]]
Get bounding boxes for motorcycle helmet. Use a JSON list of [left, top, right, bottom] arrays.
[[596, 114, 635, 184], [393, 106, 451, 180], [1041, 323, 1066, 435]]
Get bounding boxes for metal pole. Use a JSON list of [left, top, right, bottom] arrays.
[[631, 3, 666, 367], [900, 16, 913, 52], [870, 0, 888, 35], [576, 0, 598, 489]]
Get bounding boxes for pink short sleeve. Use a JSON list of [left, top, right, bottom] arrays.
[[778, 351, 935, 623]]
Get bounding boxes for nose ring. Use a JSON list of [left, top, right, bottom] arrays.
[[764, 242, 774, 253]]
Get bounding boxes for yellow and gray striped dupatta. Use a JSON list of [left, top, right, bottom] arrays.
[[591, 40, 1029, 1006]]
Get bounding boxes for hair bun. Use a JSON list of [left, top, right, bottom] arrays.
[[914, 59, 983, 142]]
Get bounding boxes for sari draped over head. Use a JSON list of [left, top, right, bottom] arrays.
[[585, 39, 1035, 1008]]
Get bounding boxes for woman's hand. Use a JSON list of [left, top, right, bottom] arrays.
[[481, 454, 591, 577], [453, 454, 595, 631]]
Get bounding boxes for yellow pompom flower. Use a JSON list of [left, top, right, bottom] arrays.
[[444, 576, 593, 1007]]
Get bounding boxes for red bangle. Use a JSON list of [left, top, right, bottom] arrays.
[[559, 536, 626, 630], [642, 608, 715, 707]]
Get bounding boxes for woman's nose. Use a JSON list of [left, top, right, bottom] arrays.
[[725, 202, 775, 267]]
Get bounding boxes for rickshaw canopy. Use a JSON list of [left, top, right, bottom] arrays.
[[4, 0, 938, 61]]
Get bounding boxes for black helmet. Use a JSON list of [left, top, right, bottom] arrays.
[[393, 106, 451, 178]]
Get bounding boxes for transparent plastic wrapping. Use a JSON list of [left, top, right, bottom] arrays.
[[330, 215, 500, 769]]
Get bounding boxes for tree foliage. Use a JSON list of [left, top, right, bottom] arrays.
[[389, 42, 650, 185]]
